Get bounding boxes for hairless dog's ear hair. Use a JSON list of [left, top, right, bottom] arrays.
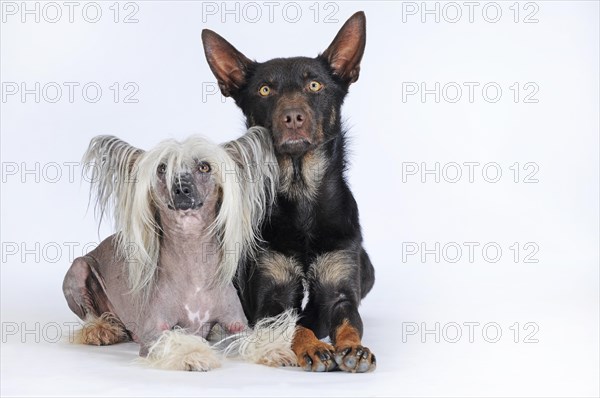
[[201, 29, 254, 97], [320, 11, 366, 84], [82, 135, 144, 225], [83, 135, 144, 173]]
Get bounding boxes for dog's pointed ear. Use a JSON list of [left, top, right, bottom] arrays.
[[202, 29, 254, 97], [321, 11, 366, 84]]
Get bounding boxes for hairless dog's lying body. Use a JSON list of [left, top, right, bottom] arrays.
[[63, 127, 295, 371]]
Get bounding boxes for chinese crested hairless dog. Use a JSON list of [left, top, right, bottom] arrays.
[[62, 127, 296, 371]]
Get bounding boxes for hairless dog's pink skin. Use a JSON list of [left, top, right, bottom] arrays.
[[63, 161, 246, 356]]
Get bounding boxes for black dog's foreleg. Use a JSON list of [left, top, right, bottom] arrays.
[[328, 298, 376, 373], [301, 250, 376, 373], [246, 250, 337, 372], [247, 251, 304, 322]]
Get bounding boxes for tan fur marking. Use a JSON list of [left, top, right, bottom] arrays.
[[292, 325, 335, 368], [309, 250, 355, 285], [334, 319, 361, 347], [278, 148, 327, 201], [259, 251, 302, 284], [73, 312, 128, 345]]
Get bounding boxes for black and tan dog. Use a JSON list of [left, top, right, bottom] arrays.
[[202, 11, 375, 373]]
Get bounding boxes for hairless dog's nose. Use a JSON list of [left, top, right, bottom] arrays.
[[172, 174, 200, 210], [283, 109, 305, 130], [174, 185, 192, 196]]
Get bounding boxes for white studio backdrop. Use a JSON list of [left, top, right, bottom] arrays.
[[1, 1, 598, 397]]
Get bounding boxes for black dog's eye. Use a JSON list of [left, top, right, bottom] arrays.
[[198, 162, 211, 173], [308, 81, 323, 92], [258, 85, 271, 97], [157, 163, 167, 174]]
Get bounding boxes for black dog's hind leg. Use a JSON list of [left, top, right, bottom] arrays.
[[63, 256, 129, 345], [298, 249, 376, 373]]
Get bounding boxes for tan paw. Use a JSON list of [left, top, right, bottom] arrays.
[[74, 313, 128, 345], [292, 326, 337, 372]]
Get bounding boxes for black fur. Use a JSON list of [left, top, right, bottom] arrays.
[[202, 12, 375, 368]]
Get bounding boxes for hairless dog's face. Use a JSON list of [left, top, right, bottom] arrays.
[[153, 160, 218, 216]]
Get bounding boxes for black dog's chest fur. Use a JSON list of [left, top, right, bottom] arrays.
[[263, 138, 359, 270]]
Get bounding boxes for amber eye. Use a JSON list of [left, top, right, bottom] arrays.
[[308, 81, 323, 92], [258, 85, 271, 96], [198, 162, 211, 173], [157, 163, 166, 174]]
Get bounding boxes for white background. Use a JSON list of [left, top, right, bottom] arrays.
[[1, 1, 598, 396]]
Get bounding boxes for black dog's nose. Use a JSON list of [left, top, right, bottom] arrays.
[[283, 109, 305, 129]]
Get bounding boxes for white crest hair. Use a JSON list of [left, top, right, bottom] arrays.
[[83, 127, 278, 302], [140, 328, 221, 371], [219, 309, 298, 367]]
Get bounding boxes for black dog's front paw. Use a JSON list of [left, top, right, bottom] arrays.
[[334, 345, 376, 373], [293, 326, 338, 372], [297, 343, 338, 372]]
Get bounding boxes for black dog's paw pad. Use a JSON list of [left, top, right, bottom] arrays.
[[334, 345, 376, 373]]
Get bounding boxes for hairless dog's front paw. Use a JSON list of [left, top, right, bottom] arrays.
[[73, 313, 128, 346], [180, 351, 221, 372], [334, 345, 376, 373], [142, 330, 221, 371]]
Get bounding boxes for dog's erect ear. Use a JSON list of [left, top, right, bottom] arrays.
[[202, 29, 254, 97], [321, 11, 366, 84]]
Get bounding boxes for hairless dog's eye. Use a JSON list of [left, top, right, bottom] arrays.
[[157, 163, 167, 174], [198, 162, 211, 173]]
